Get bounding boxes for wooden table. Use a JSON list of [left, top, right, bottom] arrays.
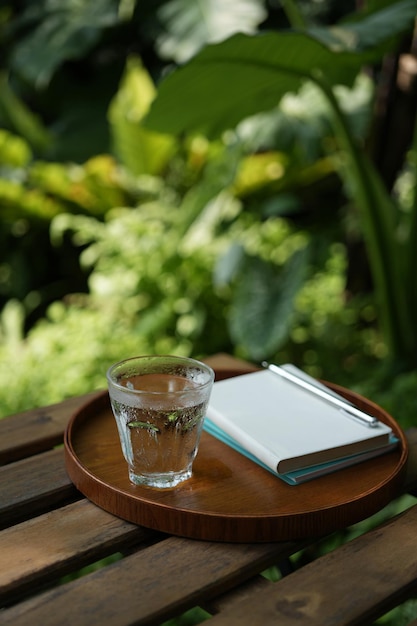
[[2, 353, 417, 626]]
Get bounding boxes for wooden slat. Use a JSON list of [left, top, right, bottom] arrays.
[[202, 502, 417, 625], [0, 536, 302, 626], [0, 392, 100, 465], [0, 500, 156, 606], [0, 448, 76, 528], [202, 574, 272, 615], [202, 558, 294, 615], [1, 356, 417, 626]]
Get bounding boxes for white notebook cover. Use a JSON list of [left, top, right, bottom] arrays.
[[205, 368, 393, 476]]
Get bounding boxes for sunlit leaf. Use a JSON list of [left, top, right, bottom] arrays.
[[156, 0, 267, 63], [0, 129, 32, 167], [108, 57, 176, 176], [0, 74, 51, 153]]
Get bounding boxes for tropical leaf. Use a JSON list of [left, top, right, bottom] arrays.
[[310, 0, 417, 52], [156, 0, 267, 63], [9, 0, 121, 87], [145, 0, 416, 138], [213, 243, 246, 288], [229, 246, 310, 360], [145, 31, 357, 138]]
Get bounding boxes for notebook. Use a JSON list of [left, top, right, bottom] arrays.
[[203, 366, 397, 485]]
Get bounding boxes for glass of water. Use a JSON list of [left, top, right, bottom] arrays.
[[106, 355, 214, 488]]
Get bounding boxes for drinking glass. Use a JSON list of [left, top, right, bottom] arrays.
[[106, 355, 214, 488]]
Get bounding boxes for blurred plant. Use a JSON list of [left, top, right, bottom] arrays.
[[1, 0, 416, 427], [0, 126, 140, 322], [0, 167, 355, 418], [0, 0, 272, 162], [1, 5, 415, 624], [145, 0, 417, 373], [0, 55, 356, 415]]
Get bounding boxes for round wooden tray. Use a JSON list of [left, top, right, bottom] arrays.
[[64, 372, 408, 542]]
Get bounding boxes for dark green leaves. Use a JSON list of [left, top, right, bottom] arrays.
[[310, 0, 417, 52], [9, 0, 121, 87], [228, 246, 310, 361]]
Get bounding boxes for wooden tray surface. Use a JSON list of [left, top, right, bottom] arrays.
[[64, 371, 408, 542]]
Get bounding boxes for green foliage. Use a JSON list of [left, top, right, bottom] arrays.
[[228, 245, 310, 361], [0, 197, 352, 418], [0, 118, 358, 419], [0, 128, 32, 167], [1, 5, 416, 624], [0, 153, 134, 225], [0, 74, 52, 154], [0, 0, 416, 433], [145, 0, 417, 370], [0, 125, 141, 322], [145, 1, 416, 137]]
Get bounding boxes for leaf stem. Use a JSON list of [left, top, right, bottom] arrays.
[[310, 69, 413, 363], [405, 117, 417, 344], [280, 0, 308, 29]]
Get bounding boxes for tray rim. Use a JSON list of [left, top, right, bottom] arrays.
[[64, 371, 408, 542]]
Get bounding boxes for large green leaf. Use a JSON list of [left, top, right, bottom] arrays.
[[156, 0, 267, 63], [229, 247, 310, 361], [145, 31, 358, 137], [145, 0, 416, 138]]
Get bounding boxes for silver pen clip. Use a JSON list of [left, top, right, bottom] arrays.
[[262, 362, 379, 428]]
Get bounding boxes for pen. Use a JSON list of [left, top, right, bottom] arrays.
[[262, 362, 379, 428]]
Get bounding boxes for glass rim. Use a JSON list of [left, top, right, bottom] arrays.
[[106, 354, 215, 395]]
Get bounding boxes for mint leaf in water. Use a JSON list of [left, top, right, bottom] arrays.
[[128, 421, 160, 433]]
